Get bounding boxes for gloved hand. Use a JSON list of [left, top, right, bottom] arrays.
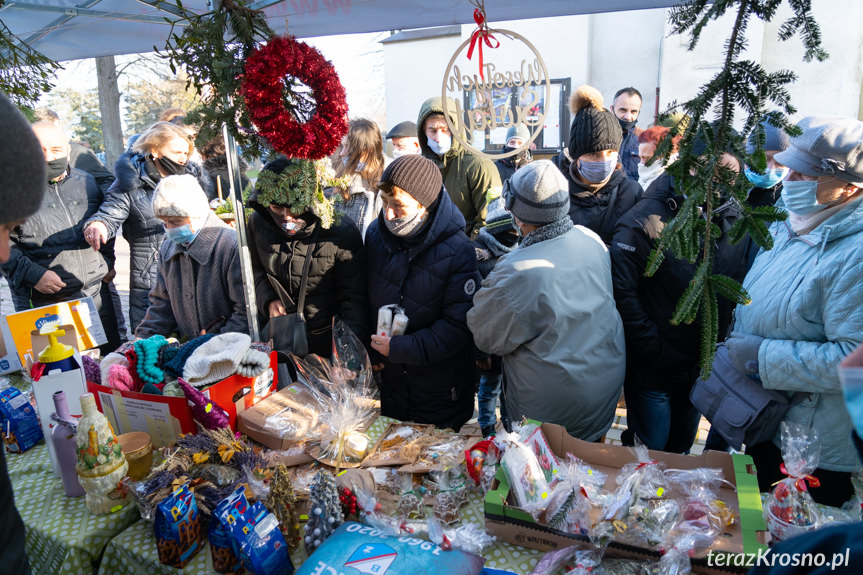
[[726, 332, 764, 378]]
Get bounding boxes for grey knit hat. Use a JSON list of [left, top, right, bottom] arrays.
[[568, 85, 622, 160], [152, 174, 211, 219], [378, 154, 442, 207], [484, 196, 514, 235], [0, 92, 46, 225], [504, 160, 570, 226], [746, 120, 791, 155], [774, 116, 863, 186], [506, 123, 530, 144]]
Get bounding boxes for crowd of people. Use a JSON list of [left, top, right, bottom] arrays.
[[3, 83, 863, 518]]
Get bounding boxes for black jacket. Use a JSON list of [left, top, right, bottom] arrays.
[[69, 143, 115, 193], [610, 174, 750, 391], [3, 168, 109, 305], [246, 192, 369, 357], [366, 192, 480, 431], [552, 152, 643, 244], [85, 153, 210, 294]]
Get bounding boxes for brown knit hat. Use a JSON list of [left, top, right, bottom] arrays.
[[568, 84, 623, 160], [378, 154, 442, 207], [0, 92, 46, 225]]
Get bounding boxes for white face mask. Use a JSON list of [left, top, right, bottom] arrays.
[[392, 149, 410, 159], [428, 133, 452, 157]]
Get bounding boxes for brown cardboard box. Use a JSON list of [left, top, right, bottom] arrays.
[[237, 383, 324, 451], [484, 422, 767, 574]]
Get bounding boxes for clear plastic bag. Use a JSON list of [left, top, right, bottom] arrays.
[[544, 454, 606, 535], [601, 445, 666, 522], [665, 468, 735, 551], [500, 436, 552, 517], [764, 421, 822, 542]]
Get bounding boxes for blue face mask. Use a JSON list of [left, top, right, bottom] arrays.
[[744, 166, 789, 189], [780, 179, 823, 216], [578, 157, 617, 184], [165, 224, 198, 246]]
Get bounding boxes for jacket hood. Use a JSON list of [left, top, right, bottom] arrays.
[[793, 193, 863, 245], [417, 96, 464, 162], [376, 188, 466, 258]]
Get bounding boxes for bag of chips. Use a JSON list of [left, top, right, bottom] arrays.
[[154, 482, 204, 568]]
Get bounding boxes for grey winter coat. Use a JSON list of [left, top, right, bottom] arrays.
[[84, 153, 210, 328], [468, 223, 626, 441], [135, 213, 248, 340]]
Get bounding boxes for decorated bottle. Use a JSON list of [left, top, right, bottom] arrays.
[[52, 391, 85, 497], [75, 393, 131, 514]]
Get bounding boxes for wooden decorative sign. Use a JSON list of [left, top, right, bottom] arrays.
[[441, 27, 550, 161]]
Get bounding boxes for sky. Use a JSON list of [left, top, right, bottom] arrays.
[[41, 31, 389, 131]]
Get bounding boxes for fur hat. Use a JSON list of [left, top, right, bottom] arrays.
[[152, 174, 211, 219], [774, 116, 863, 187], [504, 160, 570, 226], [568, 85, 623, 160], [183, 332, 252, 387], [0, 92, 46, 225]]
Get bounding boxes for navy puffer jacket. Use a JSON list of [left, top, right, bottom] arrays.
[[365, 191, 480, 431]]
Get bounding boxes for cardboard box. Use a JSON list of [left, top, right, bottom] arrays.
[[484, 422, 767, 574], [3, 297, 107, 365], [0, 318, 23, 375], [237, 383, 324, 452], [90, 352, 278, 448]]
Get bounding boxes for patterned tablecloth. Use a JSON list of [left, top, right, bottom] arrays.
[[98, 416, 545, 574], [7, 442, 140, 575]]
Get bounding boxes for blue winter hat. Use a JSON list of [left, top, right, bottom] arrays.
[[746, 121, 791, 155]]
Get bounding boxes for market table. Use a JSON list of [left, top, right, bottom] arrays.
[[97, 416, 545, 574], [7, 442, 140, 575]]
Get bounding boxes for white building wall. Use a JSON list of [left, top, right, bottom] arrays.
[[381, 1, 862, 142]]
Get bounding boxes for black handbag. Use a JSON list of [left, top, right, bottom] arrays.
[[261, 232, 317, 357], [690, 343, 807, 450]]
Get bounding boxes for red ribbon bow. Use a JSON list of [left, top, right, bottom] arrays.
[[779, 463, 821, 491], [467, 8, 499, 82]]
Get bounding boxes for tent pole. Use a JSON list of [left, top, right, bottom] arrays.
[[222, 124, 260, 341]]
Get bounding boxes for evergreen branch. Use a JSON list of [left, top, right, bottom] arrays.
[[710, 273, 751, 305], [548, 490, 576, 530], [0, 18, 62, 106], [699, 281, 720, 378], [671, 260, 709, 326]]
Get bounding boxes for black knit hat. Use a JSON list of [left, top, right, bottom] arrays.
[[0, 92, 46, 225], [379, 154, 442, 207], [568, 84, 623, 160]]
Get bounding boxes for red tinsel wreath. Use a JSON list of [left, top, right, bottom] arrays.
[[242, 36, 349, 159]]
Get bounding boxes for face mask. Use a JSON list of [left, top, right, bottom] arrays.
[[165, 224, 198, 246], [428, 133, 452, 157], [46, 158, 68, 182], [617, 117, 637, 133], [745, 166, 789, 189], [578, 157, 617, 184], [384, 209, 426, 237], [155, 155, 187, 176], [392, 149, 409, 159], [781, 179, 823, 216], [637, 161, 664, 181], [279, 219, 307, 234]]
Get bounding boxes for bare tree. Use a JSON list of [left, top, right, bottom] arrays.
[[96, 56, 124, 170]]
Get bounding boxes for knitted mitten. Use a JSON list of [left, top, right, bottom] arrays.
[[237, 348, 270, 378]]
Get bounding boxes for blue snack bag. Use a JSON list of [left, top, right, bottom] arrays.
[[154, 482, 204, 568], [297, 522, 485, 575], [210, 510, 244, 574], [216, 485, 292, 575], [0, 387, 42, 453]]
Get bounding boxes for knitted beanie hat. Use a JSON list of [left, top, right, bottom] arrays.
[[504, 160, 570, 226], [237, 348, 270, 378], [506, 123, 530, 144], [99, 350, 131, 386], [152, 174, 211, 219], [183, 332, 252, 387], [107, 364, 136, 392], [162, 333, 215, 378], [568, 85, 623, 160], [0, 92, 46, 226], [746, 120, 791, 155], [483, 196, 514, 236], [378, 154, 442, 207]]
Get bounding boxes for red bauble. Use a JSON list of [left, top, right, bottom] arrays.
[[243, 35, 349, 159]]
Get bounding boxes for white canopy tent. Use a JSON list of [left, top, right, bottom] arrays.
[[3, 0, 684, 60]]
